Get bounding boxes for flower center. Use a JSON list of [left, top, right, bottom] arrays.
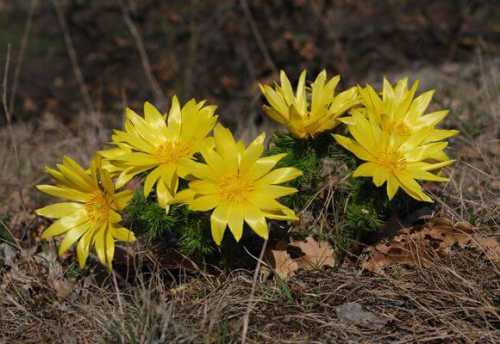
[[376, 150, 407, 172], [154, 141, 192, 164], [383, 119, 411, 137], [85, 191, 112, 225], [217, 175, 254, 203]]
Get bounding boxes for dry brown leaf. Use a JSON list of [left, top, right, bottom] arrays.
[[271, 249, 299, 279], [362, 217, 500, 273], [269, 236, 336, 279], [290, 236, 336, 269], [473, 237, 500, 263]]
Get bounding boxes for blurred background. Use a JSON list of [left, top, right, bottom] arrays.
[[1, 0, 499, 213]]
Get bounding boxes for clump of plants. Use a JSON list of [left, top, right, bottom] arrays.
[[35, 69, 458, 271]]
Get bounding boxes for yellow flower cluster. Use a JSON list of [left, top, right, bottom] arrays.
[[333, 78, 457, 202], [35, 70, 457, 270]]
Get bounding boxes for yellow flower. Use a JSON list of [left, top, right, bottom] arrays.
[[101, 96, 218, 211], [342, 78, 458, 158], [178, 124, 302, 245], [259, 70, 358, 139], [333, 112, 454, 202], [36, 156, 135, 270]]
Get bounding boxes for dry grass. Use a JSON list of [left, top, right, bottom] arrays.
[[1, 247, 498, 343], [1, 58, 499, 343]]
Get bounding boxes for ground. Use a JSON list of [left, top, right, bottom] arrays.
[[1, 1, 499, 343]]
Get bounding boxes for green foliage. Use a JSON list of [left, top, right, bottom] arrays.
[[267, 132, 332, 210], [125, 191, 175, 242], [125, 190, 215, 260], [267, 131, 426, 254]]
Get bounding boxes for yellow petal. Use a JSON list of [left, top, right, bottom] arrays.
[[105, 226, 115, 270], [213, 124, 239, 167], [175, 189, 196, 203], [167, 95, 182, 137], [189, 195, 219, 211], [426, 129, 459, 142], [36, 202, 84, 219], [127, 107, 164, 143], [188, 180, 217, 195], [58, 222, 90, 256], [244, 206, 268, 240], [143, 166, 163, 197], [406, 142, 448, 162], [227, 205, 244, 242], [396, 172, 433, 202], [408, 160, 454, 171], [418, 110, 448, 127], [254, 185, 298, 199], [260, 201, 297, 221], [144, 101, 166, 131], [262, 105, 287, 124], [115, 152, 158, 167], [295, 70, 307, 113], [256, 167, 302, 186], [113, 190, 133, 210], [372, 168, 389, 187], [41, 210, 87, 239], [100, 169, 115, 195], [156, 179, 174, 209], [200, 146, 226, 173], [407, 90, 434, 121], [239, 133, 265, 173], [94, 224, 107, 266], [112, 227, 137, 242], [116, 166, 150, 188], [247, 153, 287, 180], [210, 205, 228, 245], [36, 185, 92, 203], [352, 162, 378, 178], [386, 175, 400, 199], [406, 166, 449, 182], [260, 84, 288, 116], [333, 135, 374, 161], [77, 228, 95, 268], [62, 156, 95, 187], [57, 163, 93, 191], [279, 70, 294, 104]]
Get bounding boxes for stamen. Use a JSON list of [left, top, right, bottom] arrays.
[[217, 174, 254, 203], [154, 141, 192, 164], [376, 150, 407, 172], [85, 191, 112, 225]]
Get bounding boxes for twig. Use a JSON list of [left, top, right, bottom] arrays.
[[241, 238, 268, 344], [9, 0, 38, 115], [111, 271, 126, 343], [52, 0, 95, 114], [2, 44, 25, 211], [0, 219, 23, 252], [183, 0, 200, 99], [240, 0, 277, 73], [118, 0, 164, 105]]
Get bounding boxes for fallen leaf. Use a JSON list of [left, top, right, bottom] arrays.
[[335, 302, 389, 329], [290, 236, 336, 269], [269, 236, 336, 279], [271, 249, 299, 279], [473, 237, 500, 263], [362, 217, 500, 273]]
